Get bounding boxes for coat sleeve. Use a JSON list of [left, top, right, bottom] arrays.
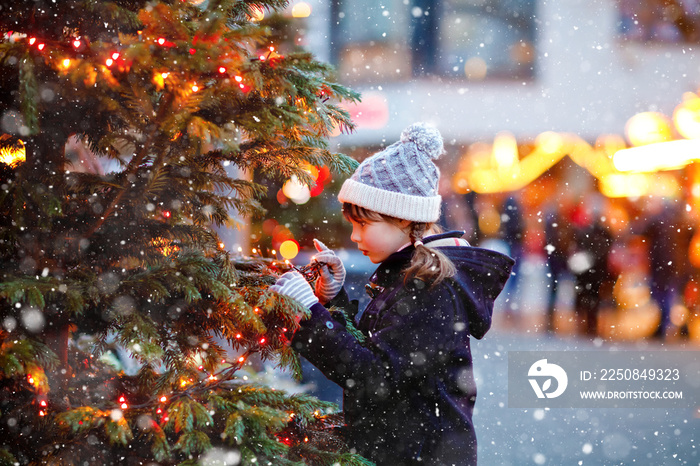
[[291, 283, 462, 392]]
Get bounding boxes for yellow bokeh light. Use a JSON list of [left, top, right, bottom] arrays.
[[249, 7, 265, 21], [493, 131, 518, 169], [613, 139, 700, 172], [292, 2, 312, 18], [673, 93, 700, 139], [279, 240, 299, 260], [625, 112, 673, 147]]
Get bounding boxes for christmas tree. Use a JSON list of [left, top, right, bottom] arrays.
[[0, 0, 368, 464]]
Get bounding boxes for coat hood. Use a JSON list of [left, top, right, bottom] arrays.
[[370, 231, 514, 338]]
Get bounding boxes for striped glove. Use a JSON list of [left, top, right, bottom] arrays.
[[270, 271, 319, 310], [312, 239, 346, 305]]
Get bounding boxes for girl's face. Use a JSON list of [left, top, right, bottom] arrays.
[[348, 217, 411, 263]]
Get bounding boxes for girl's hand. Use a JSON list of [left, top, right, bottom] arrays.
[[270, 272, 319, 313], [312, 239, 346, 305]]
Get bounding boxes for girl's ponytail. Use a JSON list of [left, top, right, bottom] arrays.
[[403, 223, 456, 287]]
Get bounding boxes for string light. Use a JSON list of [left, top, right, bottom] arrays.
[[40, 400, 47, 407], [28, 37, 36, 45], [119, 395, 128, 410], [259, 337, 266, 344], [111, 52, 120, 60], [218, 66, 226, 74], [37, 43, 45, 51], [234, 76, 243, 82], [72, 39, 81, 48], [105, 58, 114, 66], [191, 83, 199, 92], [62, 58, 71, 69], [159, 396, 167, 403], [157, 38, 166, 45], [238, 356, 245, 363]]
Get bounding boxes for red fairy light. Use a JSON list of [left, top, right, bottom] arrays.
[[198, 365, 204, 371], [39, 410, 45, 416], [159, 396, 167, 403], [259, 337, 266, 344], [119, 396, 126, 403], [120, 402, 128, 409], [72, 39, 81, 49], [27, 375, 34, 384], [234, 76, 243, 82], [189, 48, 196, 55], [105, 58, 114, 66], [156, 408, 162, 414], [162, 210, 171, 218], [37, 43, 45, 51], [218, 66, 226, 74], [40, 400, 47, 407], [29, 37, 36, 45], [235, 333, 241, 339], [238, 356, 245, 363], [259, 54, 266, 61], [111, 52, 120, 60], [157, 38, 166, 45]]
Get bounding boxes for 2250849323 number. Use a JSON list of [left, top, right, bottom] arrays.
[[600, 368, 680, 381]]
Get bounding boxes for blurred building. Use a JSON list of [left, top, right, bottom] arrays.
[[299, 0, 700, 145]]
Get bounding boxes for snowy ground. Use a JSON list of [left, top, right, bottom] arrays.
[[472, 331, 699, 466]]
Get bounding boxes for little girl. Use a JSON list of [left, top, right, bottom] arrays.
[[271, 123, 514, 465]]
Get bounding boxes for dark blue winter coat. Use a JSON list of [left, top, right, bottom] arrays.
[[292, 231, 514, 465]]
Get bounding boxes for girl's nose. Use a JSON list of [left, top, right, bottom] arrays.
[[350, 226, 361, 244]]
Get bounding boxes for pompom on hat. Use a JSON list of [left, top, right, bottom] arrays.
[[338, 122, 444, 223]]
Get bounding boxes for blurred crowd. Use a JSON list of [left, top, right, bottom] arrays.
[[440, 184, 700, 343], [618, 0, 700, 43]]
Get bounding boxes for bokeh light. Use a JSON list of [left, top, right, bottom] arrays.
[[282, 176, 311, 204], [673, 93, 700, 139], [624, 112, 673, 147], [279, 240, 299, 260], [292, 2, 311, 18]]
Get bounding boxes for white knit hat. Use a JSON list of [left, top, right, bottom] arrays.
[[338, 122, 443, 223]]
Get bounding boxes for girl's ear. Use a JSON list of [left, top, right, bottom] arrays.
[[398, 219, 413, 231]]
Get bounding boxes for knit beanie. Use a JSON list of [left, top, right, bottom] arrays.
[[338, 122, 443, 223]]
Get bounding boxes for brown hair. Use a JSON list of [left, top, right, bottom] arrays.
[[342, 203, 456, 287]]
